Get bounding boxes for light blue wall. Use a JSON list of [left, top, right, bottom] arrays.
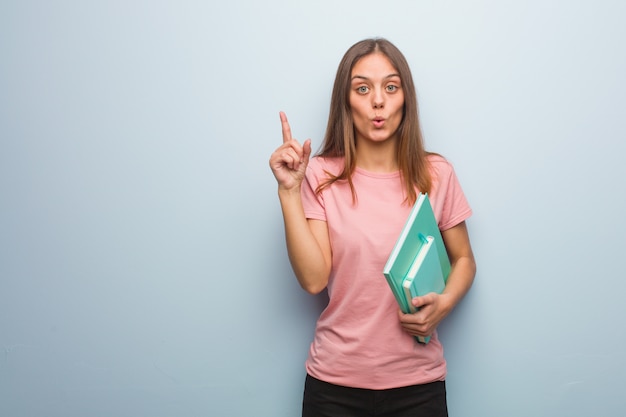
[[2, 1, 625, 416]]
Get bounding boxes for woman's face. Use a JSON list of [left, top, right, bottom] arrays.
[[349, 52, 405, 146]]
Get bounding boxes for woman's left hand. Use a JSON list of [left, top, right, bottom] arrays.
[[397, 293, 453, 338]]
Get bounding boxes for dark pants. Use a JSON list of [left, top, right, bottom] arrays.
[[302, 374, 448, 417]]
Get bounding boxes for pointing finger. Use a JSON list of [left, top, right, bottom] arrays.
[[279, 111, 293, 144]]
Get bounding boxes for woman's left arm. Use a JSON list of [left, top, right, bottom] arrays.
[[398, 221, 476, 338]]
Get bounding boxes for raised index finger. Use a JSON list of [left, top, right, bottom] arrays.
[[279, 111, 292, 144]]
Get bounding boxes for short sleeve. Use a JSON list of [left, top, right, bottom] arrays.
[[428, 156, 472, 231], [301, 158, 327, 221]]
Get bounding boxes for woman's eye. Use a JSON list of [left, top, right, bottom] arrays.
[[357, 86, 369, 94], [386, 85, 398, 92]]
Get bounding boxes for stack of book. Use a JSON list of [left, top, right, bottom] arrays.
[[383, 193, 450, 344]]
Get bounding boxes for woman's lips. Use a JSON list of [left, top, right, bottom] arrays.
[[373, 117, 385, 128]]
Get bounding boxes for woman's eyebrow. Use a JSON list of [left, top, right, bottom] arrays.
[[351, 73, 401, 81]]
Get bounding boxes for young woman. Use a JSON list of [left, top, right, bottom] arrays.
[[269, 38, 476, 417]]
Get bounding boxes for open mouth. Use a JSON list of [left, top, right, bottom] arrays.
[[373, 117, 385, 128]]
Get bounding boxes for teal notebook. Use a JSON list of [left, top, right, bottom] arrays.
[[382, 193, 451, 344], [402, 234, 446, 344]]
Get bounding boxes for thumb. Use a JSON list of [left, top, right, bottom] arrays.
[[411, 295, 429, 309], [302, 139, 312, 162]]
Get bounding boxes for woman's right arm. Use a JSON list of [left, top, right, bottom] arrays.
[[269, 112, 332, 294]]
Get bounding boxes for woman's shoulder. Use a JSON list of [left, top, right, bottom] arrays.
[[426, 152, 450, 165], [426, 153, 460, 184], [426, 152, 454, 171]]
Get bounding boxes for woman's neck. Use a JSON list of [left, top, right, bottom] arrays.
[[354, 139, 398, 173]]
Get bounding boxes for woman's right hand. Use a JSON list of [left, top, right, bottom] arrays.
[[269, 112, 312, 192]]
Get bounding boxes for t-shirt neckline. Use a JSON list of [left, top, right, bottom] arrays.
[[354, 166, 401, 179]]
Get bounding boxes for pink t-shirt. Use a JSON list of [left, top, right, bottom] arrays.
[[300, 154, 472, 390]]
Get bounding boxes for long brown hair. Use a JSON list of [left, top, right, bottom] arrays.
[[316, 38, 432, 205]]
